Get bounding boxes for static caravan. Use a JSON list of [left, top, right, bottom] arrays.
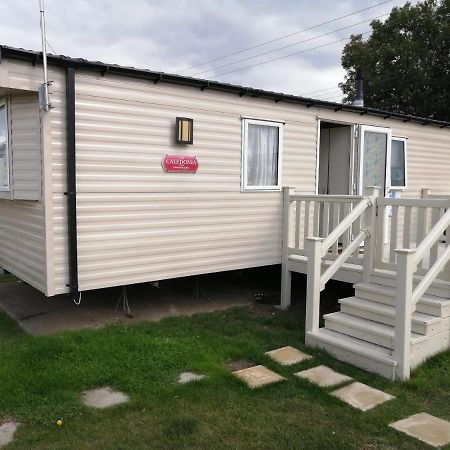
[[0, 46, 449, 379]]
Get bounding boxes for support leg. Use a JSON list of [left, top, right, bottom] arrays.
[[115, 286, 133, 317], [192, 277, 208, 300]]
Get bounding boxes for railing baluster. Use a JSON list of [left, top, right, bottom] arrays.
[[416, 206, 426, 269], [295, 200, 301, 249], [403, 206, 412, 249], [342, 203, 350, 249], [304, 201, 310, 240], [375, 202, 387, 265], [313, 201, 321, 236], [352, 201, 360, 257], [430, 207, 441, 266], [332, 203, 340, 255], [322, 202, 330, 238], [390, 205, 399, 263]]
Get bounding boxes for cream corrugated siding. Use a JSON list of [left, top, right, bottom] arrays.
[[0, 200, 46, 291], [0, 59, 67, 295], [0, 89, 45, 291], [9, 95, 42, 200], [73, 72, 316, 291]]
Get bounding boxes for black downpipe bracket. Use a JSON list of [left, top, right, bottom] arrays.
[[65, 67, 79, 299]]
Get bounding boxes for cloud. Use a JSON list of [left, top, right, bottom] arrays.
[[0, 0, 415, 98]]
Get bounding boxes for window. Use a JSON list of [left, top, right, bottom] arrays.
[[242, 119, 283, 191], [0, 99, 10, 192], [390, 137, 407, 189]]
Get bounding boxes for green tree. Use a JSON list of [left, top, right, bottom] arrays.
[[340, 0, 450, 121]]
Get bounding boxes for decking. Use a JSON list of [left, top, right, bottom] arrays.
[[281, 187, 450, 380]]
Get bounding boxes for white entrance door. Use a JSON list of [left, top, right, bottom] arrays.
[[358, 125, 392, 195]]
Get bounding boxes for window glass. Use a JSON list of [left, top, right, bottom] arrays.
[[391, 139, 406, 188], [243, 120, 281, 190], [362, 131, 387, 190], [0, 103, 9, 191]]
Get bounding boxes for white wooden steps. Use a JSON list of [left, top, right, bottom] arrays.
[[306, 281, 450, 380]]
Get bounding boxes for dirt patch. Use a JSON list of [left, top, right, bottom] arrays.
[[247, 304, 278, 318], [226, 359, 255, 372]]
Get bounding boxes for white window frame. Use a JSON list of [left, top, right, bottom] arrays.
[[390, 136, 407, 190], [241, 118, 283, 192], [0, 98, 10, 192]]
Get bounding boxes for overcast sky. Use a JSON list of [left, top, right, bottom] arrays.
[[0, 0, 416, 101]]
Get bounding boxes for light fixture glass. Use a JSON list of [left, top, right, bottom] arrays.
[[176, 117, 193, 144]]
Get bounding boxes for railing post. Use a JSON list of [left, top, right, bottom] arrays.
[[280, 186, 295, 309], [395, 249, 415, 381], [305, 237, 324, 342], [362, 186, 380, 283]]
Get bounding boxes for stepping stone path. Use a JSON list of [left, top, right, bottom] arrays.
[[178, 372, 205, 384], [0, 421, 20, 448], [225, 344, 450, 448], [265, 346, 312, 366], [331, 381, 395, 412], [295, 365, 352, 387], [390, 413, 450, 448], [233, 365, 285, 389], [82, 387, 129, 409]]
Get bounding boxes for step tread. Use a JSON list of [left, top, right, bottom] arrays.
[[370, 270, 450, 295], [308, 328, 397, 366], [324, 311, 423, 343], [339, 296, 442, 325], [355, 282, 450, 306]]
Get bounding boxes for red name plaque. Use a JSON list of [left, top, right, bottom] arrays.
[[162, 155, 198, 173]]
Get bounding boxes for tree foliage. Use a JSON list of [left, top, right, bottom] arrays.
[[340, 0, 450, 121]]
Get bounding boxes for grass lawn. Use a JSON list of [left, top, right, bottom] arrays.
[[0, 303, 449, 449]]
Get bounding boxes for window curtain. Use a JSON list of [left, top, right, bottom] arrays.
[[247, 124, 279, 186]]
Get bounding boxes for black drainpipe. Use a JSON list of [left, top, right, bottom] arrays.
[[65, 66, 79, 300]]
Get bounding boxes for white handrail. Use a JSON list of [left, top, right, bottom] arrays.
[[320, 229, 368, 288], [290, 194, 364, 202], [412, 244, 450, 305], [413, 208, 450, 265], [321, 196, 372, 255]]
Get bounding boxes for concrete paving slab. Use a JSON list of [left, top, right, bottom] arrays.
[[390, 413, 450, 448], [0, 421, 20, 448], [0, 276, 253, 336], [233, 365, 285, 389], [82, 387, 129, 409], [265, 346, 312, 366], [295, 365, 352, 387], [178, 372, 205, 384], [331, 382, 395, 411]]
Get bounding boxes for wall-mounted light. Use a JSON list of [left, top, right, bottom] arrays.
[[176, 117, 193, 145]]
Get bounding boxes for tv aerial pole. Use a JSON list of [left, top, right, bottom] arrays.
[[39, 0, 51, 111]]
